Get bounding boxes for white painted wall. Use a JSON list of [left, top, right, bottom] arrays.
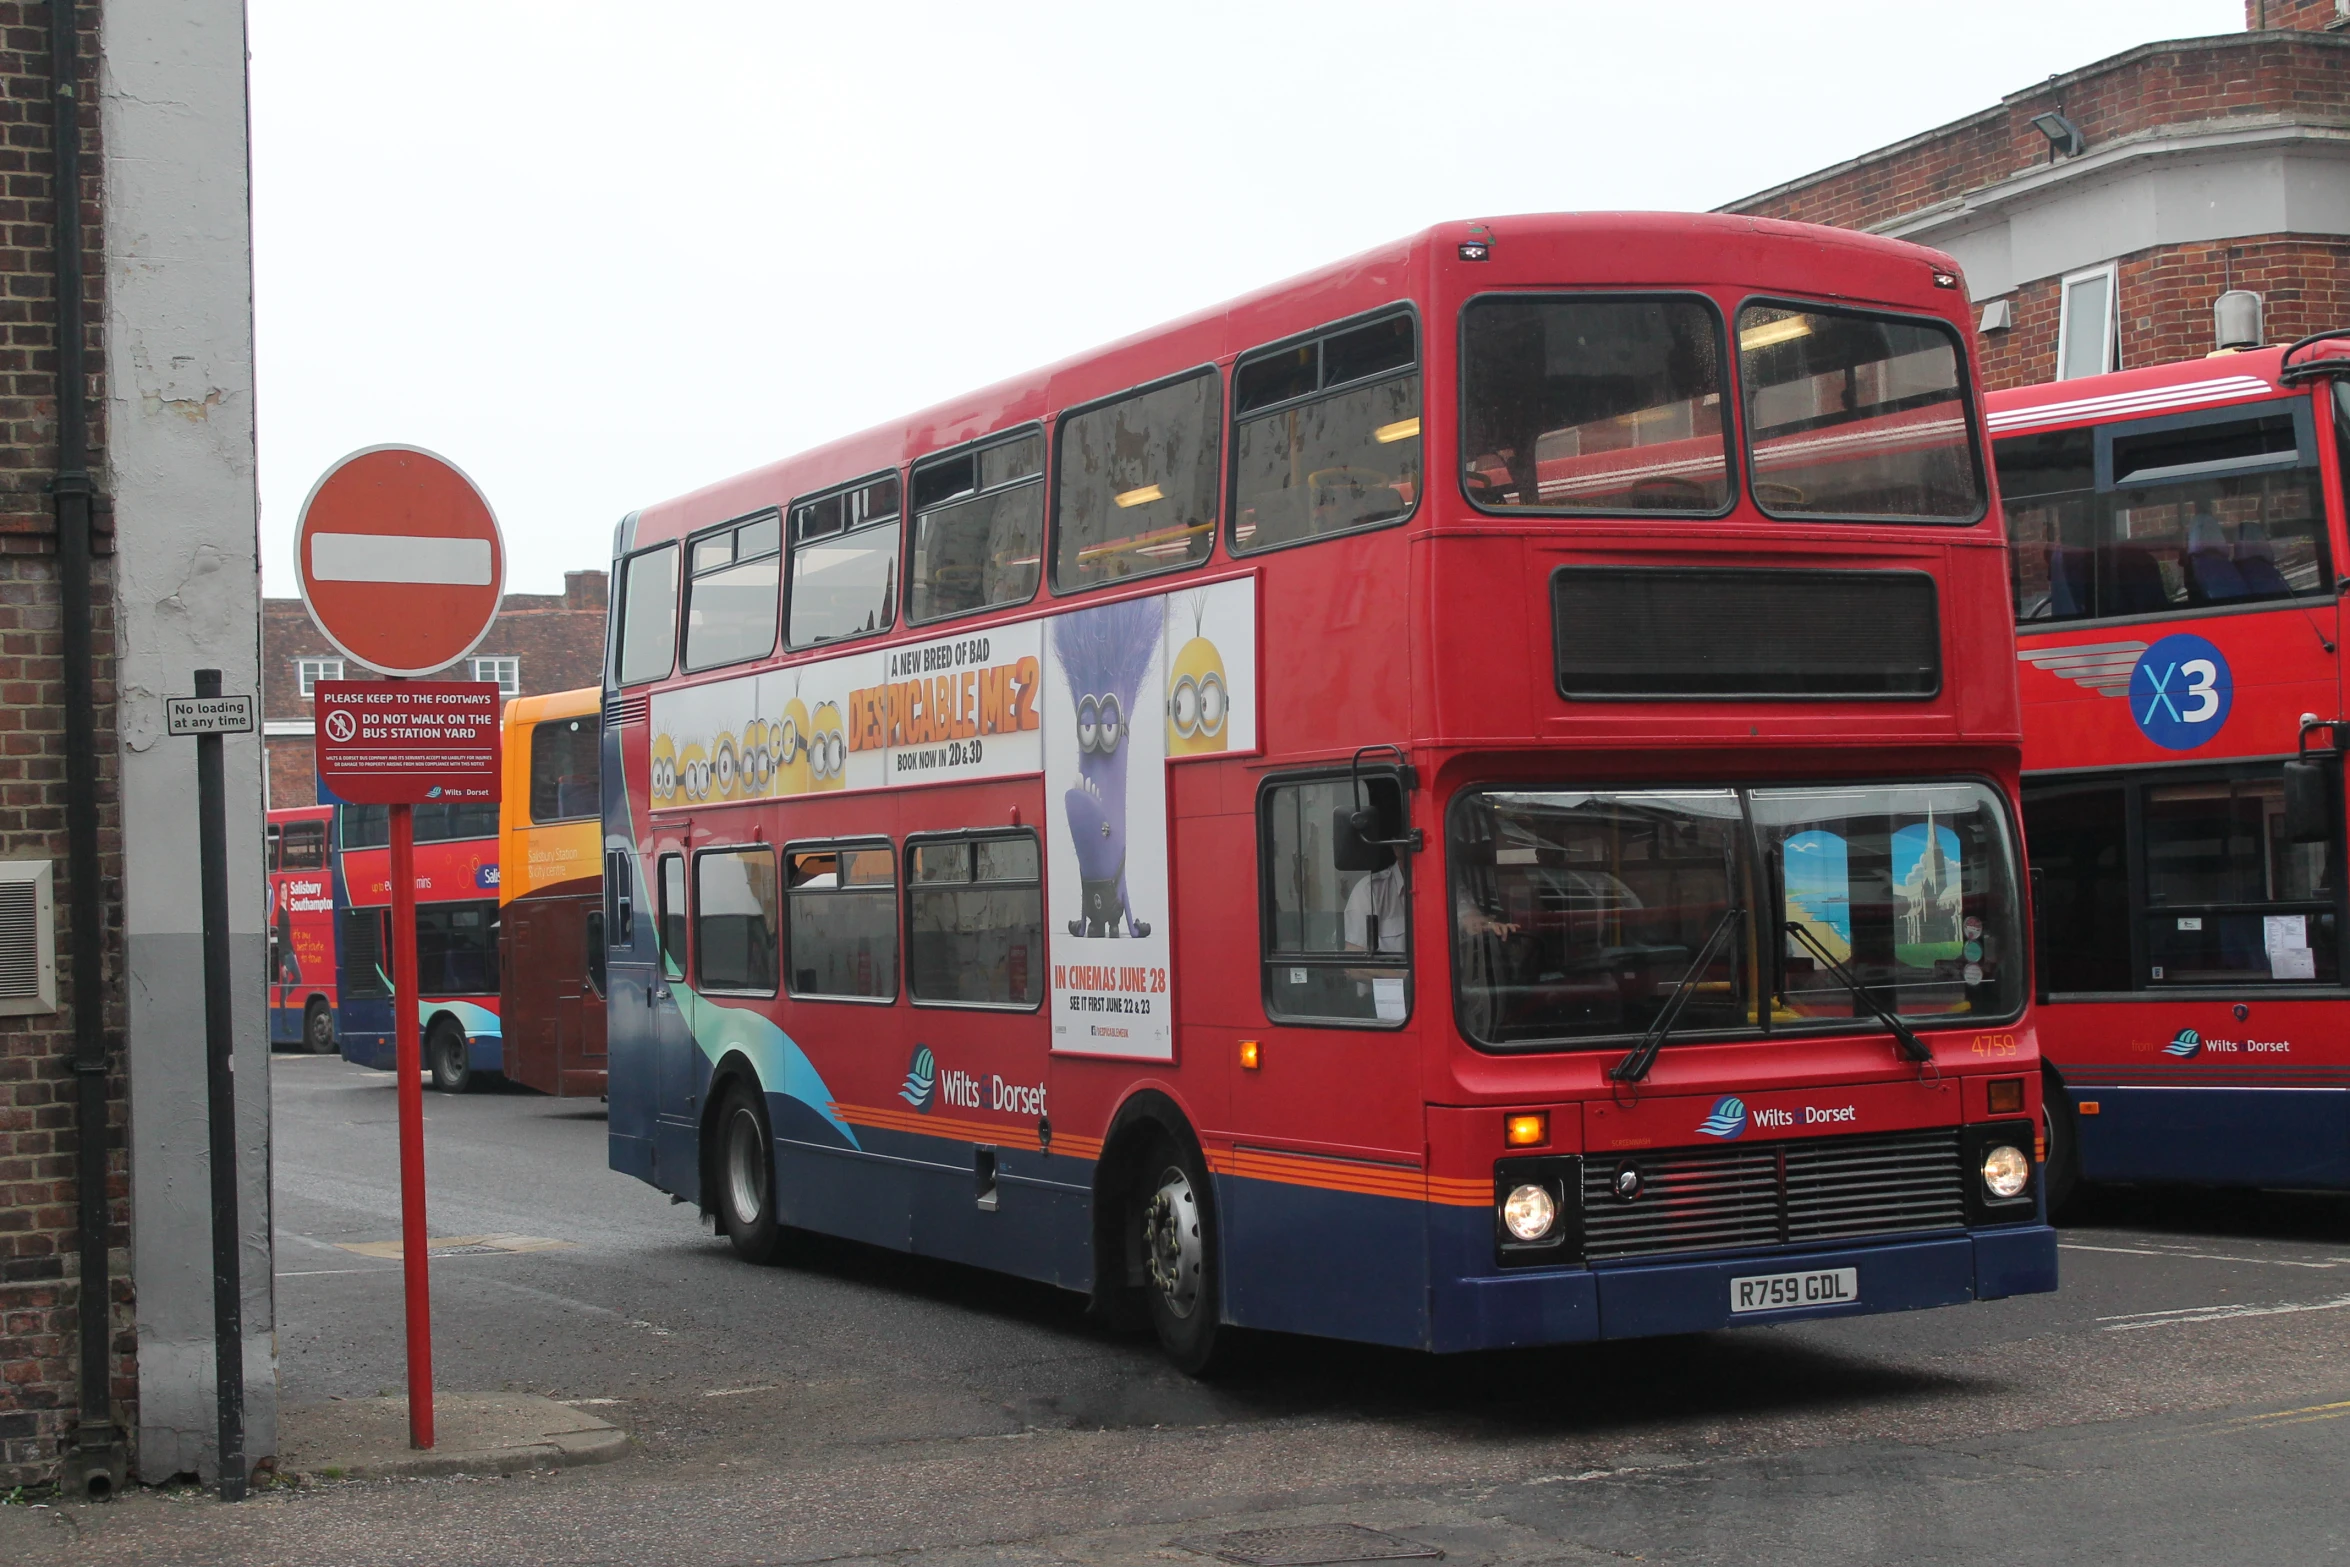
[[100, 0, 270, 1482]]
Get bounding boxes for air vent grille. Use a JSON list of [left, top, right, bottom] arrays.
[[0, 879, 36, 999]]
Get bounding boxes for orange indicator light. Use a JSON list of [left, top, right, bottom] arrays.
[[1239, 1039, 1261, 1071], [2078, 1101, 2100, 1116], [1986, 1077, 2024, 1115], [1505, 1112, 1549, 1148]]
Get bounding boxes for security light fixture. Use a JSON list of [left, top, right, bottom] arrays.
[[2030, 111, 2084, 158]]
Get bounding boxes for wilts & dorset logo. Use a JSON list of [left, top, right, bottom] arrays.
[[2163, 1028, 2203, 1060], [1697, 1096, 1748, 1139], [899, 1045, 936, 1110]]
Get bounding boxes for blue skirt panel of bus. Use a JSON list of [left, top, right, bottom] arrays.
[[2070, 1086, 2350, 1188], [269, 1006, 302, 1046], [1217, 1175, 1432, 1349]]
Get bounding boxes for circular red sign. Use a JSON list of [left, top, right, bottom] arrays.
[[295, 446, 504, 676]]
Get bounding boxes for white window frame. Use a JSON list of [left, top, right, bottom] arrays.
[[471, 656, 521, 694], [296, 657, 344, 697], [0, 859, 57, 1015], [2055, 262, 2120, 381]]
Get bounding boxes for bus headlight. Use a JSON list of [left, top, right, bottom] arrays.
[[1502, 1183, 1557, 1241], [1981, 1144, 2030, 1200]]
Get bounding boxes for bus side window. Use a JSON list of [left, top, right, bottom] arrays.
[[908, 833, 1042, 1006], [266, 823, 281, 871], [694, 845, 779, 995], [584, 909, 606, 996], [616, 542, 680, 686], [1053, 369, 1221, 592], [1232, 312, 1420, 555], [606, 850, 635, 946], [657, 853, 688, 981], [1259, 775, 1409, 1027], [786, 843, 898, 1000], [282, 821, 325, 870]]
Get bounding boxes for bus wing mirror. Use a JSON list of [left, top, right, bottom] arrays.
[[1331, 808, 1395, 873], [2282, 757, 2336, 844]]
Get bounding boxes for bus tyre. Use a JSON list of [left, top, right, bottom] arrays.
[[427, 1021, 472, 1094], [1137, 1136, 1230, 1376], [716, 1079, 785, 1264], [2042, 1077, 2080, 1218], [304, 1000, 336, 1054]]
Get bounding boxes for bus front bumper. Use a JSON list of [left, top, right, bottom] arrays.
[[1429, 1223, 2057, 1352]]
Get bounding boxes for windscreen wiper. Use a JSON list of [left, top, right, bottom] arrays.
[[1781, 920, 1933, 1063], [1610, 907, 1745, 1085]]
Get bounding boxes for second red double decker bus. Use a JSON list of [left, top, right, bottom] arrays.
[[602, 212, 2056, 1366], [1992, 333, 2350, 1206]]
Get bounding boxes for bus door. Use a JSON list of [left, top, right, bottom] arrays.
[[649, 847, 704, 1196]]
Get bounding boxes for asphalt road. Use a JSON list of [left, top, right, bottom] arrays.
[[12, 1053, 2350, 1565]]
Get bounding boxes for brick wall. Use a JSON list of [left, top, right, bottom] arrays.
[[0, 0, 127, 1490], [264, 570, 608, 807], [2247, 0, 2348, 32]]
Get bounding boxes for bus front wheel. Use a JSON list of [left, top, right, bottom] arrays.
[[304, 999, 335, 1054], [716, 1078, 784, 1264], [1137, 1136, 1231, 1375], [427, 1021, 472, 1094]]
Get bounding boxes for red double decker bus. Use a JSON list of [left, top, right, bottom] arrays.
[[332, 799, 504, 1092], [601, 212, 2055, 1366], [1991, 334, 2350, 1206], [267, 804, 338, 1052]]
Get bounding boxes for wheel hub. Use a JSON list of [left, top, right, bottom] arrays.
[[726, 1106, 767, 1225], [1142, 1165, 1201, 1318]]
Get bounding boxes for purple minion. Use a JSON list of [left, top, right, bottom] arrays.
[[1055, 596, 1163, 938]]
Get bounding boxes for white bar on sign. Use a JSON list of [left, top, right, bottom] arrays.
[[311, 532, 493, 586]]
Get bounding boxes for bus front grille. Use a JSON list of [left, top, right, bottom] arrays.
[[1580, 1127, 1966, 1261]]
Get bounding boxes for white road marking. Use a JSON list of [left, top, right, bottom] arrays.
[[2099, 1292, 2350, 1331], [311, 531, 493, 586], [2062, 1241, 2349, 1270], [274, 1268, 390, 1278], [702, 1385, 778, 1398]]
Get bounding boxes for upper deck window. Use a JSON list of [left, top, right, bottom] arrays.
[[529, 715, 601, 823], [615, 544, 679, 686], [1460, 296, 1730, 515], [280, 820, 326, 870], [684, 512, 781, 670], [1231, 312, 1420, 553], [788, 474, 900, 649], [1998, 402, 2329, 626], [1053, 369, 1221, 591], [340, 801, 499, 849], [907, 431, 1044, 625], [1737, 303, 1982, 522]]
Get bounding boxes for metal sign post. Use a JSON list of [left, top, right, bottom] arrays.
[[166, 671, 255, 1501], [295, 444, 504, 1454]]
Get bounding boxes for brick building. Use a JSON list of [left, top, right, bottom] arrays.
[[0, 0, 266, 1495], [262, 569, 608, 805], [1723, 2, 2350, 391]]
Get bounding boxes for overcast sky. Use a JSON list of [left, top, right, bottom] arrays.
[[246, 1, 2244, 597]]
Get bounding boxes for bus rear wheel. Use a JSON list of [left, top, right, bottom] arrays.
[[304, 999, 336, 1054], [716, 1078, 785, 1264], [1137, 1136, 1231, 1375], [427, 1021, 471, 1094]]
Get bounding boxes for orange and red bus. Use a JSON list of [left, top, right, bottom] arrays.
[[331, 797, 503, 1092], [267, 804, 338, 1052], [498, 686, 607, 1097], [1991, 332, 2350, 1205], [601, 212, 2055, 1366]]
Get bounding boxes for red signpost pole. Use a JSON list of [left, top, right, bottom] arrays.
[[386, 799, 435, 1449]]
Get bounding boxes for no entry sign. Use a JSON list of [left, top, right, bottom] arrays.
[[296, 446, 504, 676], [314, 680, 503, 804]]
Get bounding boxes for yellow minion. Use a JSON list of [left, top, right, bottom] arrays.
[[1167, 634, 1230, 755], [775, 696, 811, 796], [740, 718, 774, 797], [678, 742, 709, 804], [809, 701, 847, 791], [710, 731, 740, 803], [649, 733, 677, 808]]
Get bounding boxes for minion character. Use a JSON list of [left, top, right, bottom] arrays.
[[809, 701, 848, 792], [740, 718, 774, 797], [649, 733, 677, 808], [1166, 634, 1230, 756], [678, 742, 710, 804], [774, 696, 811, 796], [710, 729, 740, 803]]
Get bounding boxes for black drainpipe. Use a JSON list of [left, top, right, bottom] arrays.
[[51, 0, 121, 1498]]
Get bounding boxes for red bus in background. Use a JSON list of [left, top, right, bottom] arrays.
[[498, 686, 607, 1097], [1990, 333, 2350, 1206], [267, 804, 338, 1052], [332, 800, 504, 1092], [602, 212, 2056, 1369]]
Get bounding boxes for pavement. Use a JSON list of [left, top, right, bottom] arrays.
[[275, 1392, 627, 1480], [1, 1052, 2344, 1566]]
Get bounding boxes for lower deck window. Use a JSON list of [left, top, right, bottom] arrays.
[[787, 844, 897, 999], [908, 835, 1042, 1006], [2024, 767, 2342, 990], [696, 846, 779, 994], [416, 899, 499, 998], [1260, 775, 1409, 1025]]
